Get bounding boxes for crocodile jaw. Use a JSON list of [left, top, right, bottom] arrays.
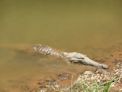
[[63, 52, 108, 69]]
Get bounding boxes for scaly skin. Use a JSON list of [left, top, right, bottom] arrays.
[[33, 44, 108, 69]]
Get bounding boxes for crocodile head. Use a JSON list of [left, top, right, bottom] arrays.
[[63, 52, 108, 69]]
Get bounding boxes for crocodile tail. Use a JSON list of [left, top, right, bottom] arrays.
[[33, 44, 64, 58]]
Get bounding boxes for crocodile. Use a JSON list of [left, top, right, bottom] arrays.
[[33, 44, 108, 69]]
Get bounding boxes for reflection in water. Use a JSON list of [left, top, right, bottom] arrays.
[[0, 0, 122, 92]]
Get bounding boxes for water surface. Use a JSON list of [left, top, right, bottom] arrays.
[[0, 0, 122, 92]]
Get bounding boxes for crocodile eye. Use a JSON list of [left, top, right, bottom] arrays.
[[81, 57, 84, 59], [77, 57, 84, 59]]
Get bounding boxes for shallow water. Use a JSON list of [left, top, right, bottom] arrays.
[[0, 0, 122, 92]]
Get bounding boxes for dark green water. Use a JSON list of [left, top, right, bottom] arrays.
[[0, 0, 122, 92]]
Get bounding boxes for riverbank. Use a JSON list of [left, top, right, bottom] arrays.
[[30, 48, 122, 92], [31, 63, 122, 92], [0, 43, 121, 92]]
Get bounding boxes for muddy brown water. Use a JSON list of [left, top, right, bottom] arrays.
[[0, 1, 122, 92]]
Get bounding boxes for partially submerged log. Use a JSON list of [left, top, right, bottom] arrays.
[[33, 44, 108, 69]]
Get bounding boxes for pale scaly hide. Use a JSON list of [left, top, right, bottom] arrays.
[[33, 44, 108, 69]]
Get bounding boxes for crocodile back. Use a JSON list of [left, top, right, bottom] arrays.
[[33, 44, 64, 58]]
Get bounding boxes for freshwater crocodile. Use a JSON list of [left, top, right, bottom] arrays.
[[33, 44, 108, 69], [0, 44, 108, 69]]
